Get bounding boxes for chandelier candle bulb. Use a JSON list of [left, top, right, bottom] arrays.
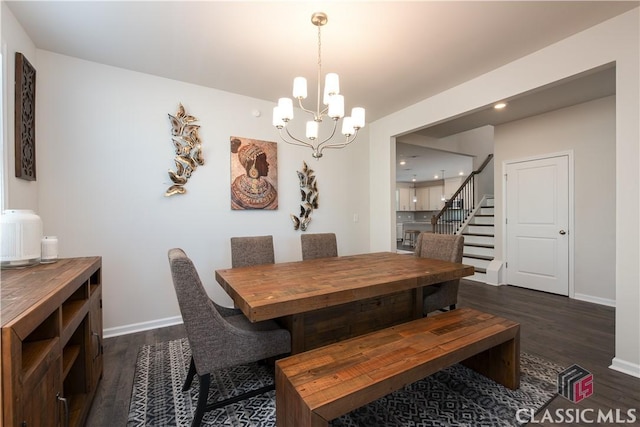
[[306, 121, 319, 140], [323, 73, 340, 104], [342, 117, 355, 136], [328, 94, 344, 118], [293, 77, 308, 99], [278, 98, 294, 121], [352, 107, 366, 128], [272, 106, 285, 128]]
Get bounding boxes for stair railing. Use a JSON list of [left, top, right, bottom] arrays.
[[431, 154, 493, 234]]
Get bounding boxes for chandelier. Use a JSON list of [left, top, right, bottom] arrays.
[[272, 12, 365, 159]]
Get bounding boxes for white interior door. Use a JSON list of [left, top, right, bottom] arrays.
[[505, 155, 569, 295]]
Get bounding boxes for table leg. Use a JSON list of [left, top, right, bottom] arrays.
[[279, 313, 306, 354], [412, 285, 423, 319]]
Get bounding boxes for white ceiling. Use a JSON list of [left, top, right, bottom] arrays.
[[6, 1, 636, 124], [6, 1, 635, 183], [396, 65, 616, 182], [396, 142, 474, 184]]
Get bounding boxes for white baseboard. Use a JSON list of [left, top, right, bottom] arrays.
[[573, 292, 616, 307], [104, 315, 183, 338], [609, 357, 640, 378], [485, 259, 503, 285]]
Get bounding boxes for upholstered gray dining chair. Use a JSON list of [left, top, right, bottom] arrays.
[[168, 248, 291, 427], [230, 235, 275, 267], [300, 233, 338, 260], [414, 232, 465, 315]]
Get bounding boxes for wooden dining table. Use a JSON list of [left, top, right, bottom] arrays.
[[215, 251, 475, 353]]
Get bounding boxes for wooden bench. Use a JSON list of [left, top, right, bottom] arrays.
[[275, 307, 520, 427]]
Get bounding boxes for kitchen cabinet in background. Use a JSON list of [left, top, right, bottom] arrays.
[[397, 187, 414, 211], [444, 177, 464, 199], [415, 187, 430, 211]]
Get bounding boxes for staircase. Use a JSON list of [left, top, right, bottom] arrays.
[[430, 154, 495, 282], [461, 197, 495, 283]]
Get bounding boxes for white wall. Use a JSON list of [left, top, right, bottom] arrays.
[[30, 50, 370, 335], [369, 10, 639, 376], [1, 1, 38, 210], [494, 96, 616, 304], [439, 126, 494, 198], [2, 1, 371, 336]]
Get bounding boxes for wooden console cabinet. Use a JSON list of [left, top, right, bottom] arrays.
[[1, 257, 103, 427]]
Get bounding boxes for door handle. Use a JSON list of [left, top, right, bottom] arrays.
[[559, 230, 566, 235]]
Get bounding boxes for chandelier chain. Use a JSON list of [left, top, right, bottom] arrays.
[[316, 24, 322, 119]]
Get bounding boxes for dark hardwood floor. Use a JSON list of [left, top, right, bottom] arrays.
[[86, 280, 639, 426]]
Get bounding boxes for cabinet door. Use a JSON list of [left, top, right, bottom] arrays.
[[429, 185, 444, 210], [415, 188, 430, 210], [20, 354, 62, 427], [444, 177, 463, 199], [398, 188, 412, 211], [89, 289, 103, 390]]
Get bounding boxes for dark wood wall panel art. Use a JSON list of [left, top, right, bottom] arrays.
[[15, 52, 37, 181]]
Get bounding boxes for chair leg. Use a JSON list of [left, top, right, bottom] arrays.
[[183, 356, 197, 392], [192, 373, 210, 427], [188, 367, 275, 426]]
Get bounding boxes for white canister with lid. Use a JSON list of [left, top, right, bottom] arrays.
[[41, 236, 59, 263], [1, 209, 43, 267]]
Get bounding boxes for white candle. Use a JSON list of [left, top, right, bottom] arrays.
[[41, 236, 58, 263]]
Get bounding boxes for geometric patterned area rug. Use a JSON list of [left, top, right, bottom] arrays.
[[127, 337, 562, 427]]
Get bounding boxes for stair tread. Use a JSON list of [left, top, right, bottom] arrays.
[[474, 267, 487, 274], [469, 223, 494, 226], [462, 232, 495, 237], [474, 214, 494, 217], [464, 243, 495, 248], [464, 254, 494, 261]]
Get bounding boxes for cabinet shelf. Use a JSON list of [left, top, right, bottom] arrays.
[[63, 344, 82, 379], [22, 338, 58, 378], [61, 300, 88, 345]]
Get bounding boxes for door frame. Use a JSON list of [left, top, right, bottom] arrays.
[[502, 150, 575, 298]]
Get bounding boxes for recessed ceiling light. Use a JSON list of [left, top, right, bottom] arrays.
[[399, 160, 406, 165], [434, 174, 439, 179], [459, 171, 464, 176], [494, 102, 507, 110]]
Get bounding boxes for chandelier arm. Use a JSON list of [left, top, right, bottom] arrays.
[[296, 98, 321, 120], [278, 127, 315, 149], [315, 119, 339, 149], [318, 129, 360, 152]]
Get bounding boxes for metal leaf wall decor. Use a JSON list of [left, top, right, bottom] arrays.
[[291, 161, 319, 231], [165, 104, 204, 196]]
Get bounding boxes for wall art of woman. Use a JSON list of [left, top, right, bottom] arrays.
[[230, 137, 278, 210]]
